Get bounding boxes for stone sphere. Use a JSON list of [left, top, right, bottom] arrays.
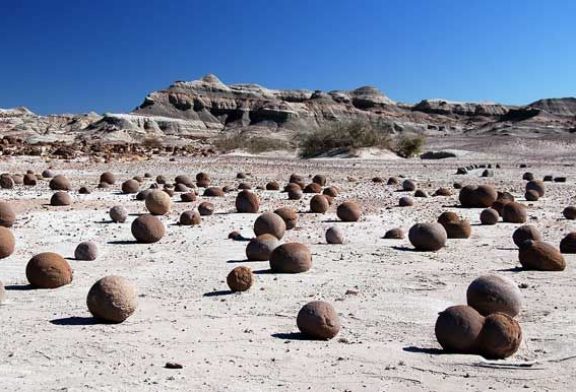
[[288, 188, 303, 200], [563, 206, 576, 220], [156, 175, 167, 184], [122, 179, 140, 194], [518, 241, 565, 271], [246, 234, 280, 261], [398, 196, 414, 207], [100, 172, 116, 185], [408, 223, 447, 251], [480, 208, 499, 225], [297, 301, 341, 340], [435, 305, 484, 354], [196, 172, 211, 187], [179, 210, 201, 226], [78, 186, 91, 194], [325, 226, 344, 244], [384, 228, 404, 239], [526, 180, 545, 197], [0, 227, 15, 259], [459, 185, 498, 208], [131, 214, 165, 243], [467, 275, 522, 317], [203, 187, 225, 197], [254, 212, 286, 239], [181, 192, 196, 202], [50, 191, 72, 206], [236, 190, 260, 213], [303, 183, 322, 194], [74, 241, 98, 261], [522, 172, 534, 181], [0, 175, 14, 189], [0, 202, 16, 227], [312, 174, 327, 186], [323, 187, 338, 198], [310, 195, 330, 213], [136, 189, 152, 201], [560, 232, 576, 254], [49, 175, 71, 191], [26, 252, 73, 288], [336, 201, 361, 222], [402, 179, 416, 191], [175, 175, 195, 187], [434, 187, 452, 196], [42, 169, 54, 178], [109, 206, 128, 223], [512, 225, 542, 248], [525, 190, 539, 201], [269, 243, 312, 273], [414, 189, 428, 198], [284, 183, 302, 193], [227, 266, 253, 292], [274, 207, 298, 230], [288, 174, 305, 188], [502, 202, 527, 223], [387, 177, 399, 186], [87, 275, 137, 323], [266, 181, 280, 190], [477, 313, 522, 359], [23, 173, 37, 186], [145, 190, 172, 215], [198, 202, 214, 216], [174, 183, 189, 192]]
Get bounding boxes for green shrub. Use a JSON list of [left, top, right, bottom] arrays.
[[214, 134, 291, 154], [395, 135, 426, 158]]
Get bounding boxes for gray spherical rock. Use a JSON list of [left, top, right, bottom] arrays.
[[87, 275, 137, 323], [384, 228, 404, 239], [269, 243, 312, 273], [297, 301, 341, 340], [121, 179, 140, 194], [74, 241, 98, 261], [254, 212, 286, 239], [563, 206, 576, 220], [467, 275, 522, 317], [131, 214, 165, 243], [246, 234, 280, 261], [109, 206, 128, 223], [408, 223, 447, 251], [398, 196, 414, 207], [435, 305, 484, 354], [402, 179, 416, 191], [325, 226, 344, 244]]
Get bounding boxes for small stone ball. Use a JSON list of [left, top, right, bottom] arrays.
[[156, 175, 167, 184], [0, 202, 16, 227], [175, 175, 194, 187], [50, 191, 72, 206], [477, 313, 522, 359], [512, 225, 542, 247], [0, 174, 14, 189], [288, 188, 303, 200], [325, 226, 344, 244], [87, 275, 137, 323], [435, 305, 484, 354], [269, 243, 312, 273], [414, 189, 428, 198], [387, 177, 400, 186], [563, 206, 576, 220], [312, 174, 327, 186], [236, 190, 260, 213], [437, 212, 459, 225], [480, 208, 499, 225], [203, 187, 225, 197], [12, 174, 23, 185], [525, 190, 539, 201], [0, 227, 15, 259], [100, 172, 116, 185], [26, 252, 73, 288], [491, 200, 510, 215], [198, 202, 214, 216], [289, 174, 305, 188], [23, 173, 37, 186], [284, 183, 302, 193], [398, 196, 414, 207], [502, 202, 527, 224], [78, 186, 91, 194], [109, 206, 128, 223], [384, 228, 404, 239], [372, 176, 384, 183], [522, 172, 534, 181], [254, 212, 286, 239], [131, 214, 165, 243], [304, 183, 322, 194], [228, 231, 243, 240], [443, 219, 472, 239], [144, 173, 152, 178], [274, 207, 298, 230], [266, 181, 280, 190], [560, 232, 576, 254], [133, 176, 144, 183], [49, 175, 71, 191], [297, 301, 341, 340], [408, 223, 447, 251], [434, 187, 452, 196], [518, 240, 565, 271], [402, 179, 416, 191], [236, 172, 247, 179], [74, 241, 98, 261], [181, 192, 196, 202], [459, 185, 498, 208], [122, 179, 140, 194], [310, 195, 330, 213], [174, 183, 189, 192], [227, 266, 253, 292], [136, 189, 152, 201], [526, 180, 545, 197], [337, 201, 361, 222], [238, 182, 251, 190], [179, 210, 201, 226], [467, 275, 522, 317], [196, 172, 210, 187], [246, 234, 280, 261], [42, 169, 54, 178], [145, 190, 172, 215]]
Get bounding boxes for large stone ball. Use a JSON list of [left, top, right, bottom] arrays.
[[203, 187, 225, 197], [226, 266, 253, 292], [310, 195, 329, 213], [477, 313, 522, 359], [131, 214, 165, 243], [198, 201, 214, 216], [435, 305, 484, 354], [109, 205, 128, 223], [480, 208, 499, 225], [145, 190, 172, 215], [26, 252, 73, 288], [0, 202, 16, 227], [49, 175, 71, 191], [179, 210, 201, 226], [502, 202, 527, 223], [560, 232, 576, 254], [459, 185, 498, 208], [336, 201, 361, 222], [246, 234, 280, 261], [100, 172, 116, 185], [254, 212, 286, 239], [467, 275, 522, 317], [236, 190, 260, 213], [408, 223, 447, 251], [526, 180, 545, 197], [122, 179, 140, 194], [269, 243, 312, 273], [87, 275, 137, 323], [274, 207, 298, 230], [175, 175, 194, 187], [288, 174, 305, 189], [297, 301, 341, 340], [512, 225, 542, 248], [50, 191, 72, 206], [325, 226, 344, 244], [0, 227, 15, 259], [518, 241, 565, 271], [74, 241, 98, 261]]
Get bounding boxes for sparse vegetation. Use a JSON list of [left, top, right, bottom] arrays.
[[214, 134, 291, 153], [394, 134, 426, 158]]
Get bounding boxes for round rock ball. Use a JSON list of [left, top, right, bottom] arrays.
[[254, 212, 286, 239], [203, 187, 225, 197], [198, 201, 214, 216], [122, 179, 140, 194], [0, 202, 16, 227], [304, 183, 322, 194], [145, 190, 172, 215], [522, 172, 534, 181], [289, 174, 305, 188], [288, 188, 303, 200], [156, 175, 167, 184], [310, 195, 329, 213], [23, 173, 37, 186], [246, 234, 280, 261], [512, 225, 542, 248], [563, 206, 576, 220], [0, 227, 15, 259], [181, 192, 196, 202], [174, 183, 189, 192], [502, 202, 527, 223], [560, 232, 576, 254], [42, 169, 54, 178], [269, 243, 312, 273], [179, 210, 201, 226], [0, 175, 14, 189], [337, 201, 361, 222], [477, 313, 522, 359], [323, 186, 338, 198], [26, 252, 73, 288], [526, 180, 545, 197], [434, 187, 452, 196], [284, 183, 302, 193], [518, 241, 565, 271], [74, 241, 98, 261], [297, 301, 341, 340], [325, 226, 344, 244], [467, 275, 522, 317], [312, 174, 327, 186], [384, 228, 404, 239], [236, 190, 260, 213], [443, 219, 472, 239], [78, 186, 91, 194], [100, 172, 116, 185], [398, 196, 414, 207], [50, 191, 72, 206], [109, 205, 128, 223], [459, 185, 498, 208], [227, 266, 253, 292], [480, 208, 499, 225], [402, 179, 416, 191], [274, 207, 298, 230], [175, 175, 194, 187], [87, 275, 137, 323], [408, 223, 447, 251], [131, 214, 165, 243], [525, 190, 539, 201], [49, 175, 71, 191], [266, 181, 280, 191], [196, 172, 210, 187], [435, 305, 484, 354]]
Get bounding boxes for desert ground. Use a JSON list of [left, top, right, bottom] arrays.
[[1, 136, 576, 392]]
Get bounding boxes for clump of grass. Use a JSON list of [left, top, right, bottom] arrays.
[[214, 134, 292, 154], [394, 134, 426, 158]]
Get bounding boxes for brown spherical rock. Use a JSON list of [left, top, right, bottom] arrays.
[[284, 182, 302, 193], [0, 202, 16, 227], [310, 195, 330, 213], [518, 240, 565, 271], [467, 275, 522, 317], [477, 313, 522, 359], [384, 228, 404, 239], [435, 305, 484, 354], [26, 252, 73, 288], [198, 202, 214, 216], [398, 196, 414, 207], [238, 182, 251, 190], [100, 172, 116, 185], [196, 172, 210, 187], [525, 190, 539, 201], [459, 185, 498, 208], [312, 174, 327, 186], [50, 191, 72, 206], [254, 212, 286, 239], [325, 226, 344, 244], [526, 180, 545, 197], [0, 175, 14, 189], [121, 179, 140, 194], [414, 189, 428, 198], [274, 207, 298, 230], [323, 186, 338, 198], [297, 301, 341, 340], [408, 222, 447, 251], [136, 189, 152, 201], [87, 275, 137, 323], [131, 214, 165, 243], [434, 187, 453, 196], [49, 175, 71, 191], [74, 241, 98, 261], [0, 227, 15, 259], [480, 208, 499, 225], [174, 183, 189, 192], [563, 206, 576, 220], [288, 188, 303, 200], [180, 192, 196, 202], [179, 210, 201, 226], [266, 181, 280, 190], [402, 179, 416, 191], [175, 175, 194, 187], [109, 206, 128, 223], [491, 199, 510, 215], [387, 177, 400, 186], [23, 173, 37, 186], [236, 190, 260, 213], [512, 225, 542, 248], [443, 219, 472, 239], [145, 190, 172, 215], [203, 187, 225, 197], [337, 201, 361, 222], [522, 172, 534, 181], [156, 175, 167, 184], [269, 243, 312, 273], [78, 186, 91, 194], [12, 174, 23, 185], [502, 202, 527, 224], [289, 174, 305, 188], [42, 169, 54, 178], [560, 232, 576, 254], [246, 234, 280, 261], [227, 266, 253, 292], [303, 183, 322, 194]]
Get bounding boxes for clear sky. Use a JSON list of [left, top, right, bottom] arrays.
[[1, 0, 575, 114]]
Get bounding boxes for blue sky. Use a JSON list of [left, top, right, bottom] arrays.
[[0, 0, 575, 114]]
